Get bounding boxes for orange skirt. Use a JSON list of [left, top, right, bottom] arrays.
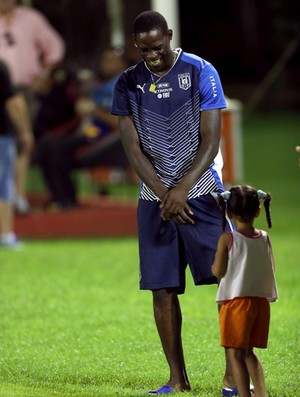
[[219, 297, 270, 348]]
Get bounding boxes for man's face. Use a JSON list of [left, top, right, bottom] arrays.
[[134, 29, 173, 74]]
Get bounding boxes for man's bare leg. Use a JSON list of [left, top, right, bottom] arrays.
[[152, 288, 191, 392]]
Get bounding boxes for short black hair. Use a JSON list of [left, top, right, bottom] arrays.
[[133, 11, 169, 35]]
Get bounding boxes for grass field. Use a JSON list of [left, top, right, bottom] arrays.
[[0, 111, 299, 396]]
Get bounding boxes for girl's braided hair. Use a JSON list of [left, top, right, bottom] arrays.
[[218, 184, 272, 231]]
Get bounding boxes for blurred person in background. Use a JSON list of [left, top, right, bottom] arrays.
[[35, 46, 130, 210], [31, 62, 81, 207], [0, 60, 33, 248], [32, 63, 80, 156], [0, 0, 65, 214]]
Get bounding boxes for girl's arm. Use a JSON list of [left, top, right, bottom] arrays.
[[211, 232, 230, 279], [267, 233, 276, 270]]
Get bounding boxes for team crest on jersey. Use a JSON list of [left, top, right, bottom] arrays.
[[178, 73, 191, 90]]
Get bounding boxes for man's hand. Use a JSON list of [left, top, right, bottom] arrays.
[[159, 188, 194, 224]]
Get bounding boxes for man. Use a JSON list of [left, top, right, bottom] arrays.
[[111, 10, 234, 395], [0, 0, 65, 213], [0, 60, 33, 248], [33, 47, 130, 210]]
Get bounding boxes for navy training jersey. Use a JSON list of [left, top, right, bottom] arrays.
[[111, 48, 227, 201]]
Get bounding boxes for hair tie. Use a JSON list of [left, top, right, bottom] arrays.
[[257, 190, 267, 201], [220, 191, 231, 201]]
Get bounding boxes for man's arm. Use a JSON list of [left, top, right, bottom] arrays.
[[31, 10, 66, 91], [179, 109, 222, 190], [118, 115, 168, 200], [6, 93, 34, 152], [160, 109, 222, 223]]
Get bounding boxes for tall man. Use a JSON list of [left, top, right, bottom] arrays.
[[111, 10, 235, 395]]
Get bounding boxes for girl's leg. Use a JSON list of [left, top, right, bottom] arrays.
[[226, 347, 252, 397], [245, 348, 268, 397]]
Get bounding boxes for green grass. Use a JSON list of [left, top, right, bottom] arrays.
[[242, 111, 300, 234], [0, 111, 299, 396]]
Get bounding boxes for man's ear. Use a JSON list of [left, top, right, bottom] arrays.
[[168, 29, 173, 41], [255, 208, 261, 218]]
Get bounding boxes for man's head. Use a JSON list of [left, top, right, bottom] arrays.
[[132, 11, 174, 75], [133, 11, 169, 37]]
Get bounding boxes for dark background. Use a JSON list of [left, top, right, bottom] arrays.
[[28, 0, 300, 113]]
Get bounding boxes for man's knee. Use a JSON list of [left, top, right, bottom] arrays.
[[152, 288, 177, 306]]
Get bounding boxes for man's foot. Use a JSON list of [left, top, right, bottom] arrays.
[[0, 233, 23, 250], [149, 383, 191, 395], [149, 385, 174, 395], [15, 195, 30, 215]]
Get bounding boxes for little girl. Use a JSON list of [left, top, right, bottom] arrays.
[[212, 185, 278, 397]]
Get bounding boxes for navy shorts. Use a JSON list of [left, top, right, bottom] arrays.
[[137, 193, 232, 293]]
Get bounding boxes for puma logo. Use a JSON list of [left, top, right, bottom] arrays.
[[136, 83, 146, 93]]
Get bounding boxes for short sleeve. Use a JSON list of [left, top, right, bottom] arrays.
[[199, 63, 227, 111]]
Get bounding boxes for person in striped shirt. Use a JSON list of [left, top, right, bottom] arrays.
[[112, 10, 232, 395]]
